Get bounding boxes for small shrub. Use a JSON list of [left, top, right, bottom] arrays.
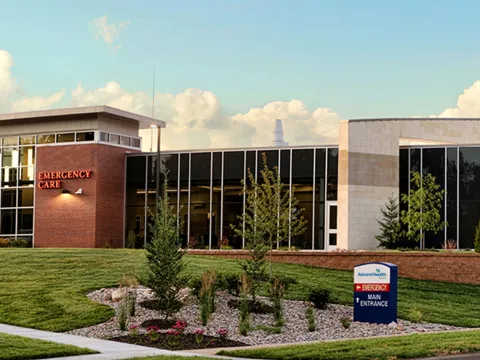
[[254, 325, 282, 334], [199, 269, 217, 326], [0, 238, 9, 247], [9, 239, 30, 248], [475, 220, 480, 253], [217, 273, 241, 296], [340, 317, 351, 329], [220, 245, 233, 250], [269, 276, 285, 327], [128, 324, 139, 337], [309, 288, 331, 310], [409, 307, 423, 323], [146, 325, 161, 341], [269, 275, 297, 292], [126, 229, 137, 249], [305, 306, 316, 332], [189, 277, 203, 298], [117, 297, 129, 331], [239, 320, 250, 336]]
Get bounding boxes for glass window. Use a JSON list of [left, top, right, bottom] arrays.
[[3, 137, 18, 146], [399, 149, 409, 215], [18, 188, 34, 207], [292, 149, 314, 249], [423, 148, 445, 249], [76, 132, 95, 142], [120, 136, 130, 146], [190, 153, 211, 249], [131, 138, 141, 148], [280, 149, 290, 183], [19, 136, 35, 145], [110, 134, 120, 144], [20, 147, 35, 166], [178, 153, 190, 248], [1, 209, 16, 234], [57, 133, 75, 143], [37, 134, 55, 144], [223, 151, 244, 249], [17, 209, 33, 234], [327, 148, 338, 200], [1, 189, 16, 208], [211, 152, 222, 248], [458, 147, 480, 248], [245, 151, 256, 180], [126, 156, 146, 207], [100, 132, 109, 142], [19, 167, 35, 187], [2, 148, 18, 167], [315, 148, 326, 250], [446, 148, 458, 242], [2, 168, 17, 187]]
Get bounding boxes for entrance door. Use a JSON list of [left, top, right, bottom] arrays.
[[326, 202, 338, 251]]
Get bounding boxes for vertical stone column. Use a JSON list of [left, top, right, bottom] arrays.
[[338, 120, 400, 250]]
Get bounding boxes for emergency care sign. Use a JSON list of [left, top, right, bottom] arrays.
[[353, 262, 398, 324]]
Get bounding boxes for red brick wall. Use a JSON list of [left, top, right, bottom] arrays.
[[35, 144, 133, 248], [187, 250, 480, 285]]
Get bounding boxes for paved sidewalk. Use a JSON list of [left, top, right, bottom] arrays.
[[0, 323, 202, 359]]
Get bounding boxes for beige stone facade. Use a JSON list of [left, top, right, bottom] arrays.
[[338, 118, 480, 250]]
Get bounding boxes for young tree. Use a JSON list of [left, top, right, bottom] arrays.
[[233, 152, 306, 300], [375, 195, 403, 249], [144, 177, 187, 320], [474, 220, 480, 253], [401, 171, 446, 246]]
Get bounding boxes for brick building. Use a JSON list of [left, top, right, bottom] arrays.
[[1, 106, 480, 250]]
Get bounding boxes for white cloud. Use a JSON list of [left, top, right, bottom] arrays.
[[0, 50, 64, 113], [437, 81, 480, 118], [90, 15, 129, 49], [0, 49, 347, 151]]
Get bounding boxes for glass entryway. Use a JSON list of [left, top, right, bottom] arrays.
[[326, 202, 337, 251]]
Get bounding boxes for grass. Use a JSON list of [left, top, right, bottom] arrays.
[[0, 332, 96, 360], [219, 330, 480, 360], [127, 357, 216, 360], [1, 249, 480, 332]]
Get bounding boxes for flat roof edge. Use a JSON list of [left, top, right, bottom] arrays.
[[348, 117, 480, 122], [0, 106, 166, 128]]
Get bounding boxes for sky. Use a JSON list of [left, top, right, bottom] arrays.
[[2, 0, 480, 150]]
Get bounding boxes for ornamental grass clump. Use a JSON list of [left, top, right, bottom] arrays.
[[269, 276, 285, 328], [117, 296, 129, 331], [305, 306, 316, 332], [238, 272, 251, 336], [120, 273, 139, 317], [199, 269, 217, 326]]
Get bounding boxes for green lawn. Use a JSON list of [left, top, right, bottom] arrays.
[[127, 357, 215, 360], [0, 332, 96, 360], [219, 330, 480, 360], [0, 249, 480, 332]]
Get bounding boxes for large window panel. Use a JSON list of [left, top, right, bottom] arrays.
[[19, 146, 35, 166], [1, 209, 16, 234], [18, 188, 34, 207], [125, 206, 145, 248], [179, 153, 189, 248], [257, 150, 279, 181], [446, 148, 458, 243], [2, 148, 19, 168], [327, 148, 338, 201], [315, 148, 326, 250], [190, 153, 211, 249], [125, 156, 146, 207], [399, 149, 409, 215], [292, 149, 314, 249], [211, 152, 222, 248], [17, 209, 33, 234], [2, 168, 17, 188], [459, 147, 480, 248], [422, 148, 445, 249], [223, 151, 245, 249], [1, 189, 16, 208]]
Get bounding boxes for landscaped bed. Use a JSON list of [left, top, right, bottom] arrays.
[[218, 330, 480, 360], [0, 332, 96, 360], [66, 286, 460, 349]]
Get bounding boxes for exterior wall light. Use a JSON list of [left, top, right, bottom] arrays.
[[75, 189, 83, 195], [61, 189, 70, 195]]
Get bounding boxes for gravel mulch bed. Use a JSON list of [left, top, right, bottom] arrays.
[[66, 287, 463, 347]]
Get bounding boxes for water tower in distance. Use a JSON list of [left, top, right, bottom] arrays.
[[272, 119, 289, 147]]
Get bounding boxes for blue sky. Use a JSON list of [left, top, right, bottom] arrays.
[[1, 0, 480, 148]]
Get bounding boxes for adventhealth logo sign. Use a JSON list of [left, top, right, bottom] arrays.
[[357, 270, 388, 278]]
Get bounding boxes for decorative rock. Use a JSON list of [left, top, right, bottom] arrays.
[[112, 288, 126, 302], [388, 322, 397, 328]]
